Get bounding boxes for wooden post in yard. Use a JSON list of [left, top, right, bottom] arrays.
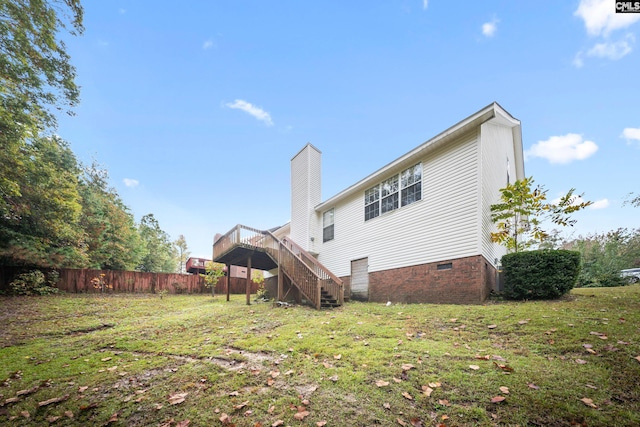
[[246, 256, 252, 305], [277, 242, 283, 302], [226, 264, 231, 301]]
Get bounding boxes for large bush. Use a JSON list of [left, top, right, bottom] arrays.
[[502, 250, 581, 300], [7, 270, 60, 296]]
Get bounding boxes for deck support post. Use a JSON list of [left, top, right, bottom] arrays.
[[277, 243, 283, 302], [246, 255, 252, 305], [226, 264, 231, 301]]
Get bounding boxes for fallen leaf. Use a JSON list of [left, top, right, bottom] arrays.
[[271, 421, 284, 427], [579, 397, 597, 408], [219, 413, 232, 423], [397, 418, 408, 426], [329, 375, 339, 382], [402, 364, 415, 371], [422, 386, 433, 396], [106, 412, 119, 424], [493, 362, 514, 372], [469, 365, 480, 370], [402, 392, 413, 400], [475, 354, 490, 360], [229, 391, 240, 396], [176, 420, 190, 427], [64, 411, 74, 419], [383, 402, 391, 410], [410, 418, 424, 427], [488, 324, 497, 329], [294, 410, 310, 420], [101, 357, 112, 362], [635, 356, 640, 363], [428, 382, 441, 388], [317, 422, 327, 427], [20, 411, 30, 418], [78, 386, 89, 393], [334, 354, 342, 360], [47, 416, 61, 423], [438, 399, 451, 406], [168, 392, 188, 405], [376, 380, 390, 387], [38, 395, 69, 407], [392, 377, 402, 383], [499, 386, 509, 394], [528, 383, 540, 390], [518, 320, 528, 325], [233, 401, 249, 410], [575, 359, 588, 365], [491, 396, 506, 403]]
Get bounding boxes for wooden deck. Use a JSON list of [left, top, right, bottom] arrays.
[[213, 225, 343, 309]]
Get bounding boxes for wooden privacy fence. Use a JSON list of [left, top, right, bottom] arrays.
[[0, 267, 262, 295]]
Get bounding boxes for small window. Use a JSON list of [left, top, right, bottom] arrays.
[[381, 176, 399, 214], [323, 209, 334, 242], [401, 163, 422, 207], [364, 186, 380, 221], [437, 263, 452, 270]]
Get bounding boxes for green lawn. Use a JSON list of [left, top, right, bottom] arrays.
[[1, 286, 639, 426]]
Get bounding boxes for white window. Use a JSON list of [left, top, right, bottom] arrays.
[[365, 163, 422, 221], [323, 209, 334, 242]]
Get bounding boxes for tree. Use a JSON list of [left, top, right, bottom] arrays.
[[174, 234, 190, 274], [201, 261, 225, 296], [0, 135, 86, 267], [79, 161, 145, 270], [137, 214, 177, 273], [1, 0, 84, 219], [490, 177, 592, 252], [624, 193, 640, 208]]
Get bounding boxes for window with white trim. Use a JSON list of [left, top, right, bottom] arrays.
[[323, 208, 334, 242], [364, 163, 422, 221]]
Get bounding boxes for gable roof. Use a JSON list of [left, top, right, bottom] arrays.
[[315, 102, 523, 211]]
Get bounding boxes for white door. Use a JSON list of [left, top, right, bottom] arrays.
[[350, 258, 369, 301]]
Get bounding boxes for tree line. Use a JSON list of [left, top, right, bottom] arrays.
[[1, 0, 189, 273]]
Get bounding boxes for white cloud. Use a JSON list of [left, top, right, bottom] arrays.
[[123, 178, 139, 188], [572, 52, 585, 68], [482, 18, 499, 37], [590, 198, 610, 210], [202, 39, 215, 50], [225, 99, 274, 126], [525, 133, 598, 164], [621, 127, 640, 143], [575, 0, 640, 36], [587, 34, 634, 60], [422, 0, 428, 10]]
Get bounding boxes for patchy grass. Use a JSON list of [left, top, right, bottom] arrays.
[[1, 287, 639, 426]]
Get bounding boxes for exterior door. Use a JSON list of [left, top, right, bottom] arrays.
[[350, 258, 369, 301]]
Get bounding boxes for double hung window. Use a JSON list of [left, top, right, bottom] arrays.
[[364, 163, 422, 221]]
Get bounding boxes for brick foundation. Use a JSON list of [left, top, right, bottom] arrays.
[[342, 255, 496, 305]]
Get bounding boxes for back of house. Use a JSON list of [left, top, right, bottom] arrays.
[[277, 102, 524, 304]]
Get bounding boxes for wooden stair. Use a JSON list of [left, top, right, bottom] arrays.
[[213, 225, 343, 309]]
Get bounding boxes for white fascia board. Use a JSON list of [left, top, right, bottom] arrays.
[[316, 102, 519, 212]]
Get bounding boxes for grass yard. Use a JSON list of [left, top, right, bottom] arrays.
[[1, 286, 639, 427]]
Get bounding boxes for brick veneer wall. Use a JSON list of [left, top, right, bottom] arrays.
[[341, 255, 496, 305]]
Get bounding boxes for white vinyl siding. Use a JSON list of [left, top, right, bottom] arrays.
[[317, 132, 479, 277], [480, 122, 517, 266], [290, 144, 322, 252]]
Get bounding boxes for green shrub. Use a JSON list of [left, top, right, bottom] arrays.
[[501, 249, 581, 300], [8, 270, 60, 296], [577, 271, 627, 288]]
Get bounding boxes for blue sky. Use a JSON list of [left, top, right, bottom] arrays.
[[56, 1, 640, 258]]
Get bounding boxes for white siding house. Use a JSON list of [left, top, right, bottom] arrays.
[[280, 102, 524, 304]]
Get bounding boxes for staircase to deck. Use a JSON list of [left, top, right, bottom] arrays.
[[212, 225, 343, 309]]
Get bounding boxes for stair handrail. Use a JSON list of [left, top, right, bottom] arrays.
[[213, 224, 343, 308]]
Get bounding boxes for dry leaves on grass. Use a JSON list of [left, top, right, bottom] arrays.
[[376, 379, 390, 387], [580, 397, 597, 408], [499, 386, 509, 394], [490, 396, 506, 403], [168, 392, 188, 405]]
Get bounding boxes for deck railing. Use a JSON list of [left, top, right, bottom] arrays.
[[213, 225, 343, 309]]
